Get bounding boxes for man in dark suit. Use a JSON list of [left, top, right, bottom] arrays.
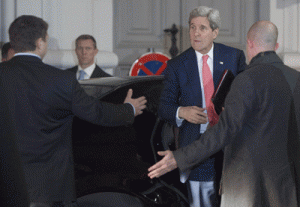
[[157, 6, 246, 207], [0, 79, 30, 207], [66, 34, 111, 80], [0, 15, 146, 206], [149, 20, 300, 207]]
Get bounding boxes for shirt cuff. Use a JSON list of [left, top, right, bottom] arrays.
[[126, 102, 136, 115], [176, 107, 184, 127]]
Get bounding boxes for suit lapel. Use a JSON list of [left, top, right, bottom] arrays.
[[184, 48, 203, 106], [90, 65, 99, 78], [213, 43, 226, 88], [181, 45, 228, 107]]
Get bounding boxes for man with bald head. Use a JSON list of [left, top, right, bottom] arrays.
[[148, 20, 300, 206]]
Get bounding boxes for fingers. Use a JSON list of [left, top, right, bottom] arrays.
[[123, 89, 147, 116], [148, 151, 167, 174], [134, 96, 147, 116], [148, 160, 163, 172], [191, 106, 206, 112], [148, 159, 168, 179], [157, 151, 168, 156], [148, 166, 163, 179], [179, 106, 208, 124], [148, 160, 174, 179], [190, 115, 208, 124], [124, 89, 133, 104], [135, 109, 143, 116], [192, 106, 207, 117], [136, 96, 147, 105], [148, 150, 178, 179], [126, 89, 133, 98]]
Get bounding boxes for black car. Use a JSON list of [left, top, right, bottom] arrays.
[[72, 76, 189, 206]]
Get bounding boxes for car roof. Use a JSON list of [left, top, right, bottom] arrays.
[[79, 75, 164, 87], [79, 75, 165, 100]]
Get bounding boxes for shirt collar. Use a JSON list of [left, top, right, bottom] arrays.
[[14, 52, 41, 59], [195, 43, 214, 61], [249, 51, 276, 65], [78, 63, 96, 78]]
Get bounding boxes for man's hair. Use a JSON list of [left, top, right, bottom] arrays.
[[189, 6, 221, 30], [9, 15, 48, 52], [75, 34, 97, 49], [1, 42, 12, 59]]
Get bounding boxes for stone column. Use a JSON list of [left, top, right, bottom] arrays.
[[269, 0, 300, 70], [1, 0, 16, 43]]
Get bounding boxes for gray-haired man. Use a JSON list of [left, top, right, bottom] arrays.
[[153, 6, 246, 207]]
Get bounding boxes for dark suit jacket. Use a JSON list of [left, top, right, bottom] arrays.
[[0, 80, 30, 207], [173, 52, 299, 206], [158, 43, 246, 181], [0, 55, 133, 204], [67, 64, 112, 78]]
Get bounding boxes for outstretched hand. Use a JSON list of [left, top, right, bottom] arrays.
[[148, 150, 178, 179], [124, 89, 147, 116]]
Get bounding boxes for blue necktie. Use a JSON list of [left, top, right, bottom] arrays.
[[78, 70, 86, 80]]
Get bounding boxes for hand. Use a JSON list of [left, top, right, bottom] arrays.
[[178, 106, 208, 124], [148, 150, 178, 179], [124, 89, 147, 116]]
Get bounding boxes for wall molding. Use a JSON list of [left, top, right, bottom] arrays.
[[114, 0, 167, 50], [180, 0, 258, 51]]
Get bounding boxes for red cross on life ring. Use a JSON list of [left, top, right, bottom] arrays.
[[129, 52, 170, 76]]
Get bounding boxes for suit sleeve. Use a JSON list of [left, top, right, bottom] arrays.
[[70, 78, 134, 126], [173, 73, 255, 173], [158, 62, 182, 126]]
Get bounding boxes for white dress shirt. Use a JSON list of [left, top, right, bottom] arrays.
[[176, 44, 215, 183], [176, 44, 214, 134], [76, 63, 96, 80]]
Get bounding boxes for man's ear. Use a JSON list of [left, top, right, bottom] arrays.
[[213, 28, 219, 40], [247, 39, 254, 49], [36, 38, 43, 50], [93, 48, 99, 57], [275, 43, 279, 51]]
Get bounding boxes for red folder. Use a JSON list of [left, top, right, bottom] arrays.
[[211, 70, 235, 115]]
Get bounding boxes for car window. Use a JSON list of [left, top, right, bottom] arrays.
[[99, 80, 164, 115]]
